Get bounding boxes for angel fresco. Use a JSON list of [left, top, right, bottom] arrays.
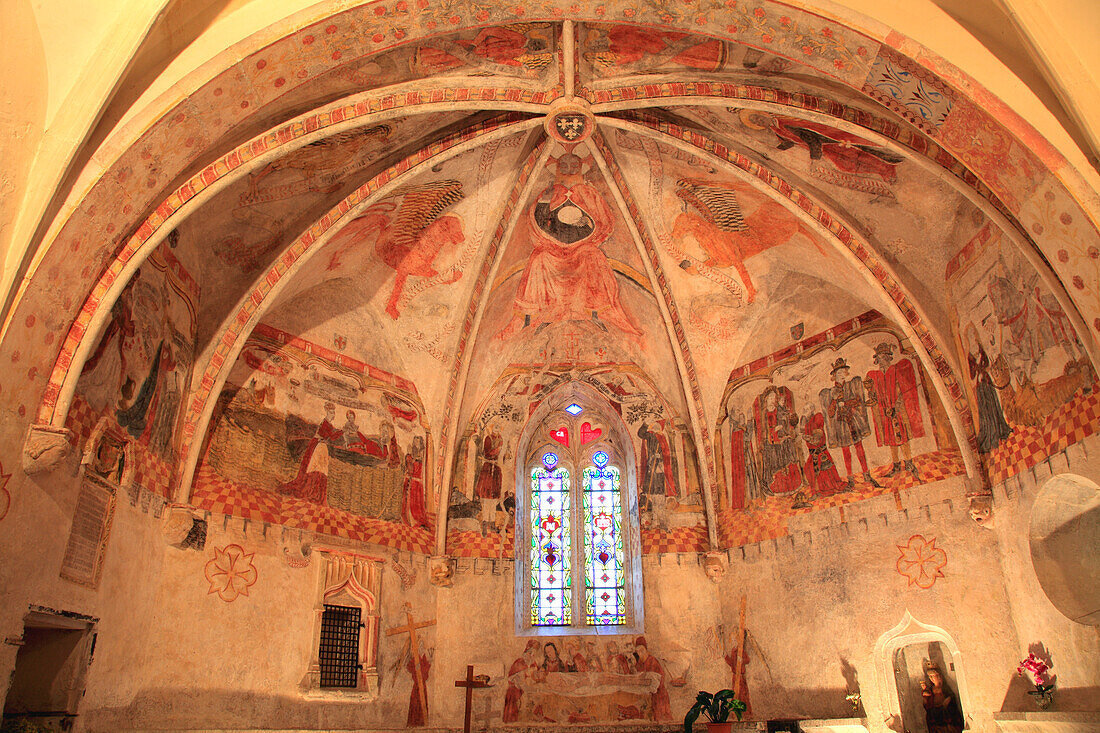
[[326, 180, 465, 319], [498, 152, 641, 340]]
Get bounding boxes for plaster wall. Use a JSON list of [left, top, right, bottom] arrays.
[[35, 467, 1089, 732], [990, 442, 1100, 711]]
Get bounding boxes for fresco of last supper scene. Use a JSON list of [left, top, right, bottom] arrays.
[[2, 0, 1100, 731]]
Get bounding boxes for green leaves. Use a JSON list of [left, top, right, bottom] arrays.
[[683, 689, 747, 731]]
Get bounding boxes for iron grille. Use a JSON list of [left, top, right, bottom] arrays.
[[319, 604, 361, 688]]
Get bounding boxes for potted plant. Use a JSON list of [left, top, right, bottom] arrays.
[[684, 689, 747, 733], [1017, 652, 1055, 709]]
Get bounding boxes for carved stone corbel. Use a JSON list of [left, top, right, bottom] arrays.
[[22, 424, 73, 475], [966, 491, 995, 528], [703, 550, 727, 583], [428, 554, 454, 587]]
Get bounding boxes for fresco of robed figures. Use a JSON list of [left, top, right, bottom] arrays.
[[715, 311, 964, 547], [194, 323, 433, 545], [71, 242, 198, 496], [946, 223, 1096, 481], [500, 635, 685, 724], [447, 364, 707, 557]]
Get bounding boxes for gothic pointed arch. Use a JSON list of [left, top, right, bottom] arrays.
[[513, 381, 644, 635]]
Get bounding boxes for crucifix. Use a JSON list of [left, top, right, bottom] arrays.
[[454, 664, 491, 733], [386, 603, 436, 721]]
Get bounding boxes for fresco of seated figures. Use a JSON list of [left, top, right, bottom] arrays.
[[499, 635, 682, 725], [447, 364, 706, 557], [68, 240, 199, 499], [192, 323, 434, 552], [714, 311, 965, 548], [946, 223, 1097, 484]]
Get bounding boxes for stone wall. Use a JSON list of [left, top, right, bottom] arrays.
[[2, 436, 1098, 732]]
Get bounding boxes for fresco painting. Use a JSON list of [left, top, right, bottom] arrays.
[[946, 224, 1097, 482], [69, 241, 198, 497], [497, 148, 643, 343], [578, 23, 851, 85], [500, 635, 680, 724], [192, 323, 433, 549], [447, 364, 706, 557], [715, 311, 965, 548], [324, 178, 466, 319]]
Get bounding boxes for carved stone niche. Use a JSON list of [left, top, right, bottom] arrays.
[[22, 424, 73, 475], [428, 554, 454, 587], [303, 551, 383, 698]]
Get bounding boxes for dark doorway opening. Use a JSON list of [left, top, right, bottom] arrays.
[[2, 609, 96, 731]]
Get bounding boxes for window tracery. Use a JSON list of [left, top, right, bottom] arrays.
[[516, 386, 642, 635]]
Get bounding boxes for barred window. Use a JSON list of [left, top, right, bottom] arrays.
[[319, 604, 361, 688]]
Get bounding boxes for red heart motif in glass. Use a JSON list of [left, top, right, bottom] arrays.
[[580, 422, 602, 445], [549, 428, 569, 447]]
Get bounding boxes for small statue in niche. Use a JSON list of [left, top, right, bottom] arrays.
[[920, 663, 964, 733]]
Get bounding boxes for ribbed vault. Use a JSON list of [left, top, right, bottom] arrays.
[[21, 4, 1100, 558]]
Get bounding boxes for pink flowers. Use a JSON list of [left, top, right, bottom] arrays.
[[1017, 653, 1050, 687]]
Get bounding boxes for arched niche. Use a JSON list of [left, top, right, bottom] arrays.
[[1029, 473, 1100, 625], [873, 612, 972, 733]]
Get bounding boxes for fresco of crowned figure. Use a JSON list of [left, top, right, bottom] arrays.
[[753, 385, 803, 496]]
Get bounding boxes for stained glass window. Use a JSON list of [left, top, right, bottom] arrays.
[[520, 395, 641, 635], [531, 452, 571, 626], [583, 450, 625, 625]]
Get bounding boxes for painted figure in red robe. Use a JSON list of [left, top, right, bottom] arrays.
[[498, 153, 640, 339], [402, 436, 429, 529], [279, 402, 338, 504], [801, 411, 846, 497], [865, 342, 925, 479], [405, 641, 432, 727], [503, 640, 541, 723], [474, 422, 504, 535], [634, 636, 672, 721]]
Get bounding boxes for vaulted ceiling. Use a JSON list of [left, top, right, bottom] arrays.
[[14, 3, 1100, 555]]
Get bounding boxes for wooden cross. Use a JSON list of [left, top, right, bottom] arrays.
[[454, 664, 491, 733], [386, 603, 436, 719]]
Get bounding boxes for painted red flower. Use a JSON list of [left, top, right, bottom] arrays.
[[1058, 249, 1070, 262], [802, 45, 814, 55], [754, 7, 765, 17], [834, 59, 846, 69], [205, 544, 258, 602], [822, 26, 834, 38], [1074, 275, 1085, 290], [1089, 246, 1099, 259], [779, 16, 791, 26], [896, 535, 947, 589]]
